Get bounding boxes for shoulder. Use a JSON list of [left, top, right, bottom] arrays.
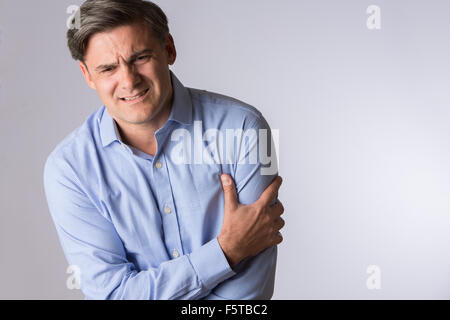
[[44, 107, 103, 182], [187, 88, 267, 128]]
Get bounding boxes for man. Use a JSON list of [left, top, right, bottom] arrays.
[[44, 0, 284, 299]]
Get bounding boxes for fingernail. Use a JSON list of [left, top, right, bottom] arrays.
[[221, 175, 231, 186]]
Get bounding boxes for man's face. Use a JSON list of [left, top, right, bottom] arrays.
[[80, 22, 176, 127]]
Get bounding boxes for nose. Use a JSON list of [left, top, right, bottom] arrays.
[[119, 62, 141, 92]]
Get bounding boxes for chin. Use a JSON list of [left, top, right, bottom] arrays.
[[129, 111, 158, 125]]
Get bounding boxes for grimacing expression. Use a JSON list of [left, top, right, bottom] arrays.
[[79, 22, 176, 127]]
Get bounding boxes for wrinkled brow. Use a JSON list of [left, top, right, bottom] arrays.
[[94, 49, 154, 72]]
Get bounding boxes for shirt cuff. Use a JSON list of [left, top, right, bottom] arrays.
[[188, 237, 236, 290]]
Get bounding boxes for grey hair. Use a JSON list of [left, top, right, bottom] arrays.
[[67, 0, 169, 62]]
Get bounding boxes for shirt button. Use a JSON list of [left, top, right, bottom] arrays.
[[121, 144, 126, 150], [155, 161, 162, 169], [164, 206, 171, 214], [172, 250, 180, 258]]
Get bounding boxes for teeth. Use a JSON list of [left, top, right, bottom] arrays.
[[122, 89, 147, 101]]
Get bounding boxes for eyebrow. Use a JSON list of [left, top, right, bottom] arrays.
[[94, 49, 154, 72]]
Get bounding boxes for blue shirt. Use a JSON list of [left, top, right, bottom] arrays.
[[43, 71, 278, 300]]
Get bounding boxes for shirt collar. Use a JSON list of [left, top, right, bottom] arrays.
[[167, 70, 193, 125], [98, 70, 193, 147], [98, 106, 121, 147]]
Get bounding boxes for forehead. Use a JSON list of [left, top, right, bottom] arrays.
[[84, 22, 160, 64]]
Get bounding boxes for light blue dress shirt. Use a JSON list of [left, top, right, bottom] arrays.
[[43, 71, 278, 300]]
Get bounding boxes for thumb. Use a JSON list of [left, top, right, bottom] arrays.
[[220, 174, 238, 211]]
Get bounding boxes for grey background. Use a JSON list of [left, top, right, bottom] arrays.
[[1, 0, 450, 299]]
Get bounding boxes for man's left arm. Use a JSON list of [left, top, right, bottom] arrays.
[[205, 112, 280, 300]]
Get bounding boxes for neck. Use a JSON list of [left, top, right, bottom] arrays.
[[115, 94, 173, 157]]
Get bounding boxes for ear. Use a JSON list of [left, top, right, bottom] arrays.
[[165, 33, 177, 66], [79, 61, 96, 90]]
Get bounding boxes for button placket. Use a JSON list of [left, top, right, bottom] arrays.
[[152, 153, 184, 258]]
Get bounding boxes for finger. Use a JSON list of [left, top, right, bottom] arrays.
[[268, 200, 284, 219], [220, 174, 238, 211], [273, 231, 283, 245], [256, 176, 282, 207], [274, 217, 285, 231]]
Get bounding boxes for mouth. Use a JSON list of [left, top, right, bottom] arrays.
[[119, 88, 150, 104]]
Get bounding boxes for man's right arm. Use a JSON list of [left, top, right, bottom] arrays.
[[43, 154, 236, 300]]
